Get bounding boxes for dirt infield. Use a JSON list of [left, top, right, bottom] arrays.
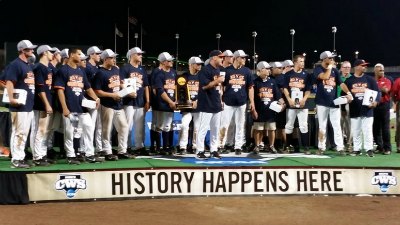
[[0, 196, 398, 225]]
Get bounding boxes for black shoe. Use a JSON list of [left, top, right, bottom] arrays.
[[33, 158, 51, 166], [43, 156, 56, 164], [366, 150, 374, 157], [179, 148, 187, 155], [196, 152, 208, 160], [117, 152, 135, 159], [67, 157, 81, 165], [76, 153, 86, 162], [269, 145, 278, 154], [234, 149, 242, 155], [210, 151, 222, 159], [383, 150, 391, 155], [350, 151, 362, 156], [137, 147, 150, 156], [105, 154, 118, 161], [86, 155, 105, 163], [219, 147, 230, 154], [11, 160, 31, 169]]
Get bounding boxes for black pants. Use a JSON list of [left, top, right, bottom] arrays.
[[373, 102, 391, 151]]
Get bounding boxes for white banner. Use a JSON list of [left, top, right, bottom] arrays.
[[27, 168, 399, 201]]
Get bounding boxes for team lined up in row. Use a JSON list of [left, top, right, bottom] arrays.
[[0, 39, 392, 168]]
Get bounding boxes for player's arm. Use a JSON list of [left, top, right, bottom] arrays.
[[57, 89, 70, 117], [38, 91, 52, 113], [5, 80, 20, 107], [300, 90, 311, 107], [248, 86, 255, 111], [283, 88, 294, 107], [160, 91, 176, 110], [94, 89, 121, 101], [144, 86, 150, 112], [85, 88, 100, 108]]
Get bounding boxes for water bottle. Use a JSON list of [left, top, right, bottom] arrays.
[[70, 113, 82, 138]]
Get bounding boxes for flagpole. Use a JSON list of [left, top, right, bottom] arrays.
[[114, 24, 117, 52], [127, 7, 130, 50], [140, 23, 143, 49]]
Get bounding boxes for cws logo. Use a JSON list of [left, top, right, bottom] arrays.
[[55, 174, 87, 198], [371, 172, 397, 193]]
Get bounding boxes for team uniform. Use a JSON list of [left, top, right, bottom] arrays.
[[93, 66, 131, 159], [219, 65, 253, 153], [344, 74, 380, 155], [5, 58, 35, 166], [53, 64, 95, 161], [313, 65, 345, 153], [178, 72, 200, 153], [121, 63, 149, 151]]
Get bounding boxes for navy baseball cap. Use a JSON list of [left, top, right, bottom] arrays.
[[209, 50, 224, 58], [354, 59, 369, 67]]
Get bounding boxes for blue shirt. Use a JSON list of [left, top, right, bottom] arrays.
[[345, 74, 381, 118], [153, 68, 176, 112], [197, 64, 223, 113], [253, 76, 281, 122], [85, 62, 99, 84], [283, 69, 312, 109], [93, 66, 123, 110], [120, 63, 149, 107], [33, 63, 53, 111], [53, 65, 91, 113], [223, 65, 254, 106], [4, 58, 35, 112], [313, 65, 342, 108]]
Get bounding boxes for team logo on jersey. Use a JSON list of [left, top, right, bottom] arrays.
[[55, 174, 87, 198], [371, 172, 397, 193], [25, 71, 35, 93], [67, 75, 84, 96]]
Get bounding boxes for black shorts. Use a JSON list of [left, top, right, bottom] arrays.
[[276, 111, 286, 129]]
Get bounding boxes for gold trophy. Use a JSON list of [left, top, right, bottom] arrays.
[[175, 75, 193, 109]]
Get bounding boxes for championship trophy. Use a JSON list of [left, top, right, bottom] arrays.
[[175, 75, 193, 109]]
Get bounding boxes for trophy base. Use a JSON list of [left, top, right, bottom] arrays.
[[176, 103, 193, 110]]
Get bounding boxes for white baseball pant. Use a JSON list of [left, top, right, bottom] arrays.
[[124, 106, 145, 150], [219, 104, 246, 149], [316, 105, 344, 151], [196, 112, 221, 153], [179, 112, 200, 149], [155, 111, 173, 132], [63, 113, 94, 157], [285, 108, 309, 134], [100, 105, 129, 155], [351, 117, 374, 152], [31, 110, 54, 160], [10, 111, 33, 161]]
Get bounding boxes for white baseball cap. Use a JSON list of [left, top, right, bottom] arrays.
[[100, 49, 118, 60], [223, 50, 234, 57], [36, 45, 57, 55], [320, 51, 336, 60], [158, 52, 174, 62], [17, 40, 37, 51], [87, 46, 103, 55], [188, 57, 204, 64], [233, 50, 248, 58], [60, 49, 69, 59], [257, 61, 271, 70]]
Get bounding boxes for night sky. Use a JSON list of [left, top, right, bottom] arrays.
[[1, 0, 400, 67]]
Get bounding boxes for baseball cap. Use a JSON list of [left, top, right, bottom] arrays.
[[36, 45, 57, 55], [204, 58, 210, 65], [282, 59, 294, 67], [233, 50, 248, 58], [354, 59, 369, 67], [257, 61, 271, 70], [129, 47, 145, 54], [158, 52, 174, 62], [101, 49, 118, 60], [52, 47, 61, 54], [223, 50, 234, 57], [320, 51, 336, 60], [374, 63, 384, 68], [17, 40, 37, 51], [269, 62, 284, 68], [87, 46, 103, 55], [80, 53, 88, 60], [60, 49, 69, 59], [188, 56, 204, 64], [209, 50, 224, 58]]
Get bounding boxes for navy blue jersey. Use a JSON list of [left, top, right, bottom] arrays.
[[148, 67, 160, 111], [53, 65, 91, 113], [253, 76, 281, 122], [222, 65, 254, 106], [153, 69, 176, 112], [283, 69, 312, 109], [197, 64, 223, 113], [48, 63, 59, 75], [93, 66, 123, 110], [33, 63, 53, 111], [85, 62, 99, 84], [4, 58, 35, 112], [120, 63, 149, 107], [345, 74, 381, 118], [313, 65, 342, 108]]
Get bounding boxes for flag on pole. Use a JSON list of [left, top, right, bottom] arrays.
[[115, 27, 123, 37], [128, 16, 138, 25]]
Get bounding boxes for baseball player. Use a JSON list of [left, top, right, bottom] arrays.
[[4, 40, 37, 168], [152, 52, 177, 155], [344, 59, 380, 157], [313, 51, 352, 155], [31, 45, 58, 166], [196, 50, 225, 159], [219, 50, 255, 155], [54, 48, 103, 164], [282, 55, 312, 154], [93, 49, 135, 160], [178, 56, 203, 154], [121, 47, 150, 155]]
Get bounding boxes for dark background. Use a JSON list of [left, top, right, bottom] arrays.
[[1, 0, 400, 67]]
